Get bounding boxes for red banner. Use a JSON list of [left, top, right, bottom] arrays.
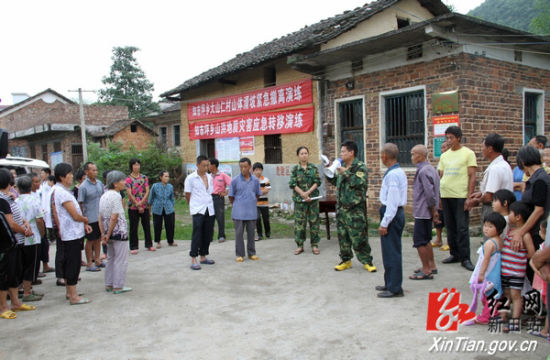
[[189, 107, 314, 140], [188, 79, 312, 121]]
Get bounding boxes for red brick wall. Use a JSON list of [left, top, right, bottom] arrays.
[[112, 125, 154, 151], [3, 99, 128, 132], [322, 53, 550, 217]]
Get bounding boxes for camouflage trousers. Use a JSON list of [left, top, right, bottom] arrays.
[[294, 200, 320, 247], [337, 207, 373, 264]]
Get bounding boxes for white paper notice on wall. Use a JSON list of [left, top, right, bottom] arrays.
[[215, 137, 240, 162]]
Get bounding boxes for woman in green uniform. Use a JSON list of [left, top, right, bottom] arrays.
[[289, 146, 321, 255]]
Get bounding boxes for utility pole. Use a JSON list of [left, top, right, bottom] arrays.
[[68, 88, 95, 163]]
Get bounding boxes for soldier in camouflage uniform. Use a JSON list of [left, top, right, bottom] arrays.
[[289, 146, 322, 255], [325, 140, 376, 272]]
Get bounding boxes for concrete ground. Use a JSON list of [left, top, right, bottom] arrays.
[[3, 236, 549, 360]]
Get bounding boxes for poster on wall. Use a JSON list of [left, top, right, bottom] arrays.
[[50, 151, 63, 168], [433, 137, 447, 158], [219, 164, 232, 178], [215, 137, 240, 162], [239, 136, 255, 156], [433, 114, 460, 136], [433, 90, 458, 114]]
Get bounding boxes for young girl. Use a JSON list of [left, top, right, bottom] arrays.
[[468, 212, 505, 325], [492, 189, 516, 236], [501, 202, 536, 332]]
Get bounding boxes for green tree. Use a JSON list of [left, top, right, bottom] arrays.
[[530, 0, 550, 34], [98, 46, 160, 119], [88, 140, 182, 189]]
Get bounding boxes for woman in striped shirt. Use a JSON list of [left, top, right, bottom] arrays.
[[501, 202, 535, 331]]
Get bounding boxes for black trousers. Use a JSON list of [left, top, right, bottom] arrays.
[[153, 210, 175, 244], [61, 238, 82, 286], [380, 206, 404, 294], [441, 198, 471, 261], [0, 245, 22, 290], [129, 208, 153, 250], [39, 231, 50, 263], [55, 235, 64, 279], [189, 209, 214, 258], [21, 244, 40, 282], [256, 207, 270, 238], [212, 195, 226, 239]]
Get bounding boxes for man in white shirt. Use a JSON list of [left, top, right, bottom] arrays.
[[468, 133, 513, 239], [376, 143, 408, 298], [184, 155, 215, 270]]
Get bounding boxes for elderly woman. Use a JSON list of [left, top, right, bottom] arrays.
[[149, 170, 176, 248], [53, 163, 91, 305], [0, 168, 34, 319], [99, 171, 131, 294]]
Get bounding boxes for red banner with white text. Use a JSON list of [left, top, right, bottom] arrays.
[[188, 107, 314, 140], [187, 79, 313, 121]]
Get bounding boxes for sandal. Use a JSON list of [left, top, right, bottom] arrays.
[[409, 271, 434, 280], [168, 243, 178, 247], [294, 247, 304, 255], [156, 243, 162, 249], [312, 247, 320, 255], [440, 245, 450, 251], [414, 268, 437, 275], [70, 298, 90, 305], [12, 304, 36, 311], [0, 310, 17, 319], [430, 242, 442, 248]]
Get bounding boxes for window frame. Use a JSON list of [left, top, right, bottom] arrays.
[[173, 125, 181, 147], [379, 85, 427, 169], [522, 88, 545, 145]]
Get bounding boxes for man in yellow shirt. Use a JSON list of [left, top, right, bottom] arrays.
[[437, 126, 477, 271]]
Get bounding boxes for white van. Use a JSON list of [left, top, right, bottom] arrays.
[[0, 156, 50, 175]]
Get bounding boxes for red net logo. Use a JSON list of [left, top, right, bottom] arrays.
[[426, 288, 476, 332]]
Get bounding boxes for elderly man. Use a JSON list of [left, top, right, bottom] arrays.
[[409, 145, 439, 280], [376, 143, 407, 298], [438, 126, 477, 271], [468, 133, 513, 237]]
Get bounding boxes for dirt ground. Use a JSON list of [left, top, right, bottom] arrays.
[[3, 236, 549, 359]]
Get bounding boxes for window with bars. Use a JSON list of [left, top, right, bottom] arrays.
[[173, 125, 180, 146], [160, 127, 167, 144], [264, 134, 282, 164], [72, 144, 83, 170], [11, 146, 27, 157], [30, 145, 36, 159], [384, 90, 425, 166], [41, 144, 48, 162], [338, 99, 364, 162], [524, 92, 541, 144]]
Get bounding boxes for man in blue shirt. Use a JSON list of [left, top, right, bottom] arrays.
[[377, 143, 408, 298], [229, 158, 262, 262]]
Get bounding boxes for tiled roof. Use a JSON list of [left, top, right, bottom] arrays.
[[88, 119, 156, 137], [161, 0, 449, 97]]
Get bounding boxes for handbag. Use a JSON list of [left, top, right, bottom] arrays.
[[0, 211, 17, 253]]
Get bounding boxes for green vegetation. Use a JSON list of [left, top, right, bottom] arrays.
[[97, 46, 160, 119], [468, 0, 540, 32], [87, 140, 182, 186]]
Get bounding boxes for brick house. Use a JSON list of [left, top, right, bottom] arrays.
[[89, 119, 157, 150], [0, 89, 128, 169], [141, 102, 181, 151], [162, 0, 550, 213]]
